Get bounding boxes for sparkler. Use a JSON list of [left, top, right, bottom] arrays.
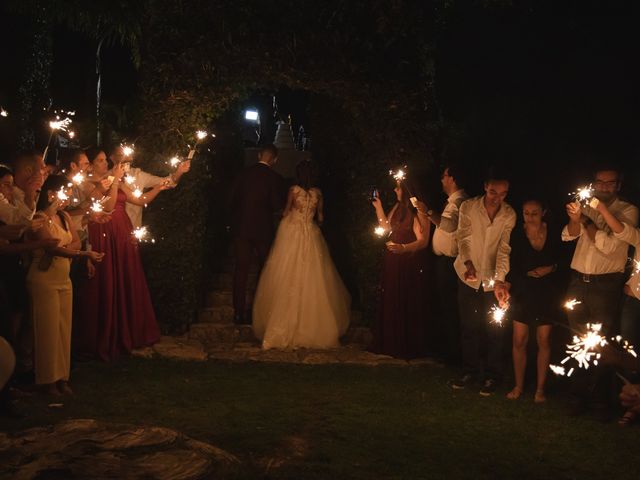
[[44, 110, 75, 161], [132, 226, 155, 243], [563, 298, 582, 310], [71, 172, 85, 185], [374, 226, 386, 237], [132, 187, 143, 199], [560, 323, 606, 372], [121, 144, 135, 157], [0, 108, 7, 117], [124, 174, 136, 185], [489, 304, 509, 326], [56, 187, 69, 202], [570, 184, 595, 207], [68, 131, 75, 139], [187, 130, 210, 159], [389, 167, 407, 182], [169, 156, 182, 168]]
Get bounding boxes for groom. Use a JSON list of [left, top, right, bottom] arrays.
[[231, 144, 286, 324]]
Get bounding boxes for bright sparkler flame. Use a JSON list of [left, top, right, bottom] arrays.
[[0, 108, 8, 117], [68, 131, 75, 139], [49, 116, 73, 131], [374, 226, 386, 237], [196, 130, 208, 140], [132, 187, 143, 199], [571, 184, 594, 205], [133, 226, 155, 243], [169, 156, 181, 168], [564, 298, 582, 310], [121, 144, 134, 157], [71, 172, 85, 185], [549, 365, 566, 376], [390, 167, 407, 182], [124, 174, 135, 185], [489, 304, 508, 326], [56, 188, 69, 201], [563, 323, 606, 370]]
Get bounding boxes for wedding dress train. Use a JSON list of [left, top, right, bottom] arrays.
[[252, 186, 351, 349]]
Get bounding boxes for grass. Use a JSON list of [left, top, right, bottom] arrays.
[[2, 358, 637, 479]]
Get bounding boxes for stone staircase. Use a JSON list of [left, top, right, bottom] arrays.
[[186, 260, 373, 352]]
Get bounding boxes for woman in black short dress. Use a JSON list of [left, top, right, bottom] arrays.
[[506, 198, 561, 403]]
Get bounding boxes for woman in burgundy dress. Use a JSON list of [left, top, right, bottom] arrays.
[[76, 149, 169, 361], [371, 179, 430, 359]]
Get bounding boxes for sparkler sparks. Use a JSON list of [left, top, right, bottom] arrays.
[[374, 226, 386, 237], [0, 108, 7, 117], [56, 187, 69, 201], [71, 172, 85, 185], [564, 298, 582, 310], [124, 174, 135, 185], [570, 184, 595, 206], [563, 323, 606, 370], [49, 117, 73, 132], [389, 167, 407, 182], [489, 304, 508, 326], [196, 130, 208, 140], [90, 201, 103, 213], [169, 156, 181, 168], [121, 144, 135, 157], [132, 187, 143, 199], [132, 226, 155, 243]]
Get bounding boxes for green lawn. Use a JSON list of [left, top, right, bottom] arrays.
[[2, 358, 637, 479]]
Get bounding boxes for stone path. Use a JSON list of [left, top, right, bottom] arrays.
[[0, 419, 239, 479], [132, 333, 442, 367]]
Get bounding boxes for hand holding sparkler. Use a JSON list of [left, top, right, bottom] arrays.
[[564, 298, 582, 310], [493, 281, 510, 307], [385, 241, 407, 254]]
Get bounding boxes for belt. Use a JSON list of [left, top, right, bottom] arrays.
[[572, 270, 623, 283]]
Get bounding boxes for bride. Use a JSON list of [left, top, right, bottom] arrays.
[[252, 160, 351, 349]]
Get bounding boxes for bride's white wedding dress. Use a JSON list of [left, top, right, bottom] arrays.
[[252, 186, 351, 349]]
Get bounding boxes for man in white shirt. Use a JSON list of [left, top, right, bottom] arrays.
[[562, 166, 638, 335], [109, 146, 191, 228], [450, 172, 516, 396], [416, 165, 468, 365], [562, 166, 638, 413]]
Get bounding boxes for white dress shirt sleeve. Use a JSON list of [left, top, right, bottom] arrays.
[[495, 210, 516, 282], [456, 200, 472, 264]]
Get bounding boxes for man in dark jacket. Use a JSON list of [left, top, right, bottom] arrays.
[[232, 144, 286, 324]]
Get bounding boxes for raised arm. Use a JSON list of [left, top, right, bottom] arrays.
[[588, 203, 639, 255], [121, 181, 170, 207]]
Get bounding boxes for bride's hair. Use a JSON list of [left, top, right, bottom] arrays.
[[295, 160, 317, 191]]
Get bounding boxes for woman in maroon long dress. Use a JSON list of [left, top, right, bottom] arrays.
[[77, 149, 169, 361], [371, 179, 430, 359]]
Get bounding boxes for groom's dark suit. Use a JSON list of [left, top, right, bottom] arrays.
[[231, 162, 286, 321]]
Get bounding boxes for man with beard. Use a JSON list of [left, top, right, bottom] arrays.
[[562, 165, 638, 415], [563, 166, 638, 334]]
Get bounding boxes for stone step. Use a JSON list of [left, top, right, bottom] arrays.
[[209, 272, 258, 291], [188, 323, 258, 346], [205, 290, 254, 308], [198, 306, 235, 324]]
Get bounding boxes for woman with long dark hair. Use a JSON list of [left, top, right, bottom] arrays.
[[253, 160, 351, 349], [371, 177, 430, 359]]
